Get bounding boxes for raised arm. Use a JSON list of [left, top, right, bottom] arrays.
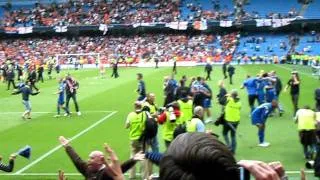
[[59, 136, 88, 176], [0, 154, 16, 172]]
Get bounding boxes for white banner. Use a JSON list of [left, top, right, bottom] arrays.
[[17, 26, 33, 34], [132, 22, 157, 28], [99, 24, 108, 35], [255, 19, 272, 27], [272, 18, 296, 28], [54, 26, 68, 33], [165, 21, 188, 30], [193, 20, 207, 30], [219, 20, 233, 27]]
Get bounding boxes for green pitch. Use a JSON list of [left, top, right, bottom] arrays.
[[0, 64, 319, 179]]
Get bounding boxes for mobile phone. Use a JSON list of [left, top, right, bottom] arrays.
[[239, 166, 250, 180]]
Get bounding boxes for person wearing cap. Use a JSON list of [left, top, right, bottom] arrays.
[[223, 89, 241, 154], [285, 71, 300, 116], [0, 154, 16, 172], [125, 101, 151, 179], [136, 73, 146, 101]]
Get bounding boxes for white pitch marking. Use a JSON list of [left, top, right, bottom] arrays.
[[14, 111, 117, 175], [0, 110, 114, 114]]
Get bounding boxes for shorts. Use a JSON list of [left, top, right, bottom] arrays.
[[137, 95, 146, 101], [248, 94, 258, 107], [58, 97, 65, 105], [266, 90, 277, 103], [251, 116, 266, 125], [22, 100, 31, 112], [299, 130, 317, 146], [203, 98, 212, 108], [257, 93, 265, 105]]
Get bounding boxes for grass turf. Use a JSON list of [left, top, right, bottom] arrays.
[[0, 64, 319, 179]]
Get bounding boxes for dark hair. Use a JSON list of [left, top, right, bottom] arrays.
[[137, 73, 143, 79], [180, 80, 185, 87], [160, 133, 239, 180]]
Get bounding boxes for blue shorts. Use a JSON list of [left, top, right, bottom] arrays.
[[203, 98, 212, 108], [22, 100, 31, 112], [251, 117, 266, 125], [58, 96, 64, 105], [266, 91, 277, 103], [257, 93, 265, 105], [137, 95, 146, 101]]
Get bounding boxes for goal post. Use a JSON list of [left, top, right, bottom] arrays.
[[55, 53, 101, 69]]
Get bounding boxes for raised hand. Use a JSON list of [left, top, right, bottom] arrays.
[[238, 160, 281, 180], [103, 143, 124, 180], [59, 136, 70, 147]]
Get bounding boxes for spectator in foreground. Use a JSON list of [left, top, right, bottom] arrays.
[[125, 101, 151, 179], [59, 136, 144, 180], [160, 132, 287, 180], [0, 154, 16, 172], [223, 89, 241, 154], [295, 105, 317, 160]]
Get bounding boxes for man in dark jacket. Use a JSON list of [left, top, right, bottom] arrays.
[[216, 80, 227, 111], [204, 62, 213, 81], [65, 75, 81, 116], [59, 136, 144, 180], [111, 60, 119, 78], [227, 65, 235, 85], [37, 64, 44, 83], [6, 67, 16, 90], [28, 66, 39, 91], [222, 62, 228, 79], [0, 154, 16, 172]]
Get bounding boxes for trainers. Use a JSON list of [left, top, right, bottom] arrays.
[[64, 113, 70, 117], [54, 115, 61, 118], [258, 142, 270, 147], [77, 111, 81, 116]]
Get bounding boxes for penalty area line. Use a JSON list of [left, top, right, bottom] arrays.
[[0, 170, 314, 176], [0, 110, 115, 114], [13, 111, 117, 175]]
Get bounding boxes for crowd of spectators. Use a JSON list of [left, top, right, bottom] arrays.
[[185, 0, 234, 21], [0, 0, 181, 27], [0, 0, 309, 28], [0, 34, 223, 65]]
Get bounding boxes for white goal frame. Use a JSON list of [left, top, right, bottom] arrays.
[[55, 53, 101, 69]]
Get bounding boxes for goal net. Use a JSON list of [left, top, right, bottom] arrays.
[[56, 53, 101, 69]]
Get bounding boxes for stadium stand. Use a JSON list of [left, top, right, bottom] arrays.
[[303, 0, 320, 19], [242, 0, 301, 19], [236, 34, 290, 57]]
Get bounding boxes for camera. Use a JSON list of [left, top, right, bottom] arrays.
[[168, 107, 176, 122], [214, 113, 226, 126], [306, 160, 314, 169], [239, 166, 250, 180]]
